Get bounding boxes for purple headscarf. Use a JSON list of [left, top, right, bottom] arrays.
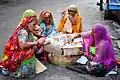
[[82, 23, 116, 70]]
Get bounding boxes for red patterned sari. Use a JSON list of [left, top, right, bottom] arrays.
[[0, 16, 37, 72]]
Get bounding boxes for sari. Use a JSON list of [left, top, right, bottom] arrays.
[[0, 14, 46, 78], [82, 24, 116, 70], [57, 5, 83, 34]]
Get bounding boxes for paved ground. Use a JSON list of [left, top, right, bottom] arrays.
[[0, 0, 120, 80]]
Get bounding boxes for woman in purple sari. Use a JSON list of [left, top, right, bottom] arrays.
[[71, 23, 116, 76]]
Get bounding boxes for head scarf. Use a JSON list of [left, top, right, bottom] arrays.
[[18, 9, 36, 26], [68, 5, 78, 13], [39, 10, 54, 25], [93, 24, 111, 44]]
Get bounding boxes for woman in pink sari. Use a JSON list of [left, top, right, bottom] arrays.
[[71, 23, 116, 76]]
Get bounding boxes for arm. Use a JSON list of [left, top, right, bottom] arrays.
[[72, 31, 91, 39], [74, 33, 82, 38], [19, 41, 37, 49], [18, 30, 38, 49], [40, 23, 47, 36]]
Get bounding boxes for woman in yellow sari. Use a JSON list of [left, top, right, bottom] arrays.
[[0, 9, 47, 78], [57, 5, 83, 34]]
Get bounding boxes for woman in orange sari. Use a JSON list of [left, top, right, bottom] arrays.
[[57, 5, 83, 34], [0, 9, 47, 78]]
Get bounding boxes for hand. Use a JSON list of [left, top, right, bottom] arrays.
[[71, 35, 77, 43], [68, 15, 75, 25], [61, 11, 66, 19], [37, 38, 46, 46], [44, 40, 51, 45], [88, 55, 94, 60], [71, 37, 75, 43], [77, 51, 84, 56]]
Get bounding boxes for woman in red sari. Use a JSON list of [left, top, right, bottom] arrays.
[[0, 10, 47, 78]]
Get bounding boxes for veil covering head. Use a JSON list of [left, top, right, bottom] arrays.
[[68, 5, 78, 13], [18, 9, 36, 26]]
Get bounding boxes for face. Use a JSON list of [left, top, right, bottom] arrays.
[[91, 27, 95, 37], [27, 20, 37, 33], [32, 25, 43, 36], [44, 17, 51, 24], [68, 10, 76, 17]]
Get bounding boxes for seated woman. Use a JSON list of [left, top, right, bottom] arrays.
[[57, 5, 83, 34], [18, 9, 45, 61], [38, 10, 58, 37], [67, 24, 116, 76], [0, 9, 48, 78]]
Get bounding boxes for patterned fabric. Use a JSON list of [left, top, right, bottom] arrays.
[[13, 57, 36, 78], [0, 15, 37, 73], [18, 29, 35, 42]]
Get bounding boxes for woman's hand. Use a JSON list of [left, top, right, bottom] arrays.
[[71, 36, 76, 42], [37, 38, 46, 46], [68, 15, 76, 25], [88, 55, 94, 60], [44, 39, 51, 45], [77, 51, 84, 56], [61, 11, 66, 20]]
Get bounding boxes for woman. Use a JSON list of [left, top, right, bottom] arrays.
[[39, 10, 58, 37], [18, 9, 44, 61], [57, 5, 83, 34], [0, 10, 47, 78], [18, 9, 43, 38], [69, 24, 116, 76]]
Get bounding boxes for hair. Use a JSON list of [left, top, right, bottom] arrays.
[[39, 10, 54, 25]]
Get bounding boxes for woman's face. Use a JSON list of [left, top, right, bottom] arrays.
[[44, 17, 50, 24], [27, 20, 37, 32], [91, 27, 95, 37], [68, 10, 76, 17]]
